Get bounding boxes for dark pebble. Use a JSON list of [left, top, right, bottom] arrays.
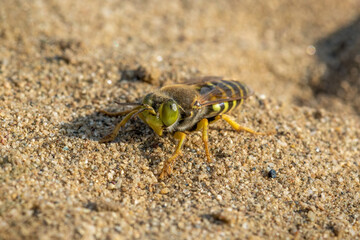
[[268, 169, 277, 178]]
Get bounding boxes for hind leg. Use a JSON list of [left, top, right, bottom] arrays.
[[217, 114, 274, 135]]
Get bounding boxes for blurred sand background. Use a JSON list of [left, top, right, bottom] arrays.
[[1, 0, 360, 239]]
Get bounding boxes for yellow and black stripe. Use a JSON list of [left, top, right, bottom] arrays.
[[196, 80, 250, 118]]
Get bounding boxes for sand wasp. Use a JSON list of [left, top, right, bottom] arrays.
[[99, 76, 270, 179]]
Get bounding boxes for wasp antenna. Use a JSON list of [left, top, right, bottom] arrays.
[[98, 105, 143, 117], [130, 107, 153, 120], [114, 101, 142, 106]]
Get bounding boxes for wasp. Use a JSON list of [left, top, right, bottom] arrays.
[[99, 76, 270, 179]]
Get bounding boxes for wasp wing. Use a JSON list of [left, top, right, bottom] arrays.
[[189, 78, 253, 107], [183, 76, 224, 85]]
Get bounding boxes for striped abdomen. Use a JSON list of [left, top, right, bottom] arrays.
[[196, 80, 252, 118]]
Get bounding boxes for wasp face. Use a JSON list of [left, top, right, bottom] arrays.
[[139, 93, 180, 136]]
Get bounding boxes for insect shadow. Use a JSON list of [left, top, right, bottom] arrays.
[[59, 108, 171, 166], [60, 108, 151, 142]]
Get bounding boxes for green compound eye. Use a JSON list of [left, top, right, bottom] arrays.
[[159, 100, 179, 126]]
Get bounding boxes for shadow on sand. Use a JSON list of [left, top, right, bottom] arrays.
[[59, 108, 170, 168], [59, 107, 157, 144]]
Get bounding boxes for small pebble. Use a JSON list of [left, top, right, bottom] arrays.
[[268, 169, 277, 178], [160, 188, 170, 194]]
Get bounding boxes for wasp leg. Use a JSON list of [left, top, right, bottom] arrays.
[[159, 132, 187, 180], [98, 108, 135, 117], [99, 108, 140, 143], [196, 119, 212, 162], [219, 114, 272, 135]]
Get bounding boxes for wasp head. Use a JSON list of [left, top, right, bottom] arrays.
[[139, 93, 180, 136]]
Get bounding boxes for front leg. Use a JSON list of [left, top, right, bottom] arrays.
[[159, 132, 187, 180], [99, 107, 141, 143]]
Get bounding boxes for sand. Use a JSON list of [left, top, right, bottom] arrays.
[[1, 0, 360, 239]]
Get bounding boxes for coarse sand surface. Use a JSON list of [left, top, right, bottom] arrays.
[[1, 1, 360, 239]]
